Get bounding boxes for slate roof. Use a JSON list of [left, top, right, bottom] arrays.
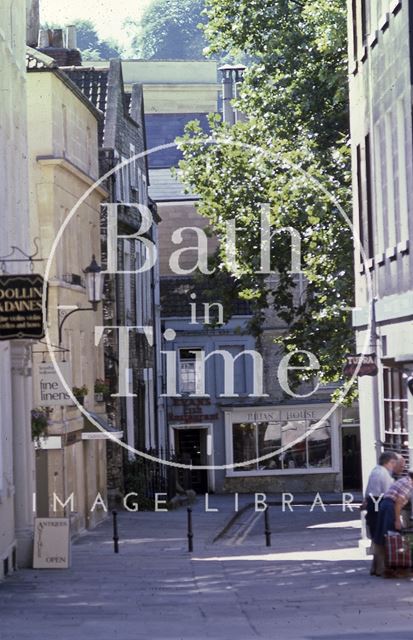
[[145, 113, 210, 169], [26, 48, 103, 122], [26, 47, 57, 70], [148, 168, 196, 202], [64, 67, 109, 117], [160, 276, 253, 319]]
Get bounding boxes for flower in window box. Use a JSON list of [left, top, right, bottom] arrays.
[[72, 385, 89, 405], [94, 379, 110, 402]]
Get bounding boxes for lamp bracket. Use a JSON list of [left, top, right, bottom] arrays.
[[0, 238, 44, 273]]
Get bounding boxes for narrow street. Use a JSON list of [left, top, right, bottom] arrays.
[[2, 496, 413, 640]]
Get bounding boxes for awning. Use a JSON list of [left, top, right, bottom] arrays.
[[82, 411, 123, 440]]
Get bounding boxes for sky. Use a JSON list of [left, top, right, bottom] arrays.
[[40, 0, 153, 49]]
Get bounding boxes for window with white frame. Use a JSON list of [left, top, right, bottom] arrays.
[[135, 243, 143, 327], [114, 152, 122, 202], [232, 419, 332, 472], [179, 348, 202, 394], [121, 155, 130, 201], [129, 144, 138, 190], [141, 172, 147, 204], [383, 367, 409, 454]]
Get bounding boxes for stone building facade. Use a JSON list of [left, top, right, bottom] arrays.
[[64, 60, 165, 482], [138, 61, 359, 493], [26, 48, 109, 533], [348, 0, 413, 486], [0, 0, 35, 578]]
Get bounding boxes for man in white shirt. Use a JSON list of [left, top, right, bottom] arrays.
[[363, 451, 399, 576], [365, 452, 398, 509]]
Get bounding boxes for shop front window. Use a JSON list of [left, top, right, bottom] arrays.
[[383, 367, 409, 455], [232, 419, 332, 472]]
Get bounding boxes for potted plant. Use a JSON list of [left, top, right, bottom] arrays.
[[31, 407, 52, 444], [94, 379, 110, 403], [72, 384, 89, 405]]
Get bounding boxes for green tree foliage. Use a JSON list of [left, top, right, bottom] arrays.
[[42, 19, 122, 60], [74, 19, 122, 60], [178, 0, 355, 398], [133, 0, 208, 59]]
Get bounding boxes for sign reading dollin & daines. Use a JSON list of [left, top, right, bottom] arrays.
[[0, 273, 46, 340]]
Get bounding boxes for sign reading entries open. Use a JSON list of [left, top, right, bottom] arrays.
[[33, 518, 70, 569]]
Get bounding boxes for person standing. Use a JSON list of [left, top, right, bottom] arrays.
[[364, 452, 398, 541], [393, 453, 406, 478], [372, 470, 413, 577]]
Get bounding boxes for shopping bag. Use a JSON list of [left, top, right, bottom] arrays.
[[385, 532, 412, 569], [401, 529, 413, 565]]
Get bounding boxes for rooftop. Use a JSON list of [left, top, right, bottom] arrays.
[[63, 66, 109, 116], [160, 276, 253, 319], [79, 59, 219, 85], [148, 169, 196, 202]]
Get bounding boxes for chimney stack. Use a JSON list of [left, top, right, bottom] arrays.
[[36, 23, 82, 66], [26, 0, 40, 47], [219, 64, 247, 125]]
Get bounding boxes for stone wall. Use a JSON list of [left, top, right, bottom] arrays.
[[223, 473, 342, 494]]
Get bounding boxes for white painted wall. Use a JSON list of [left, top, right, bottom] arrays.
[[0, 0, 34, 574]]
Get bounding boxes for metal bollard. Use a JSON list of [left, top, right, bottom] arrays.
[[112, 510, 119, 554], [187, 507, 194, 553], [264, 506, 271, 547]]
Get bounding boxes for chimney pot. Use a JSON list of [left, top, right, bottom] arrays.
[[66, 25, 77, 49], [38, 28, 50, 48], [50, 28, 64, 48]]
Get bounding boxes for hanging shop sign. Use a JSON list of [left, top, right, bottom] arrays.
[[0, 274, 46, 340], [33, 518, 70, 569], [34, 361, 73, 406], [343, 353, 378, 378]]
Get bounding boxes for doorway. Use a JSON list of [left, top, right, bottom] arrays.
[[175, 428, 208, 493], [342, 427, 362, 491]]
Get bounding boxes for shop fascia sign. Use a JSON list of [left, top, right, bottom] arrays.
[[0, 273, 46, 340], [343, 353, 378, 378], [168, 397, 219, 423], [230, 407, 322, 423]]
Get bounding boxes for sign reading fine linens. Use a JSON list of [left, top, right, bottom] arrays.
[[34, 361, 73, 406], [33, 518, 70, 569], [0, 274, 46, 340]]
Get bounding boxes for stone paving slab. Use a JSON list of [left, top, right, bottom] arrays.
[[1, 495, 413, 640]]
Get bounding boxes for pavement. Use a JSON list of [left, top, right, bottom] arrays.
[[2, 494, 413, 640]]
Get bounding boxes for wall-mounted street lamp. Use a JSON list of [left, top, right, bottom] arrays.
[[58, 255, 104, 345], [403, 373, 413, 397], [84, 255, 104, 310]]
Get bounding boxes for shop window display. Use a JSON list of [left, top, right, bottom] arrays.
[[232, 419, 332, 472]]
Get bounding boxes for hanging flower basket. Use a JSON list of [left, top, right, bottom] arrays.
[[31, 408, 52, 443]]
